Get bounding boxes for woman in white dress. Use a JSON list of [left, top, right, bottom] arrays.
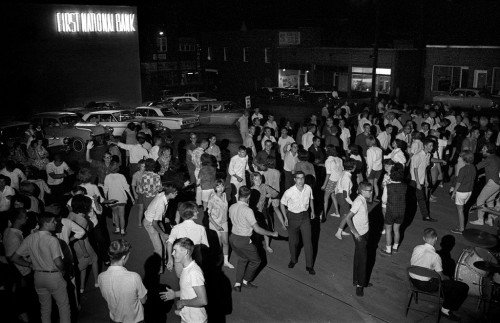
[[104, 162, 135, 235]]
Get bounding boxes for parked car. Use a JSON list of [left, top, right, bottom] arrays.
[[134, 104, 200, 129], [163, 96, 199, 105], [31, 112, 109, 152], [432, 88, 495, 109], [176, 101, 243, 125], [63, 100, 130, 114], [78, 110, 169, 137], [183, 92, 217, 101], [0, 121, 31, 148]]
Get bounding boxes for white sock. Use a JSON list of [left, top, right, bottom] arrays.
[[441, 308, 450, 315], [386, 245, 391, 253], [234, 282, 241, 287], [393, 243, 399, 250], [243, 279, 248, 285], [336, 228, 342, 234], [224, 255, 230, 263]]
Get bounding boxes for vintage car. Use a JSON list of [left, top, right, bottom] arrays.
[[0, 121, 31, 148], [63, 100, 130, 114], [183, 92, 217, 101], [176, 101, 243, 125], [432, 88, 495, 109], [78, 110, 169, 137], [31, 112, 109, 152], [133, 104, 200, 129], [163, 96, 199, 105]]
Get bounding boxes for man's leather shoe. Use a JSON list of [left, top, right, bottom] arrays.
[[356, 286, 364, 297], [306, 267, 316, 275], [232, 285, 241, 292], [242, 282, 258, 288], [288, 261, 296, 268], [423, 217, 437, 222], [441, 310, 460, 321]]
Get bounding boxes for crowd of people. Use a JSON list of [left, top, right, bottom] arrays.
[[1, 97, 499, 322]]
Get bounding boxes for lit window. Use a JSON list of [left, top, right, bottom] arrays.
[[431, 65, 468, 92], [157, 36, 167, 52], [207, 47, 212, 61], [264, 48, 270, 63], [243, 47, 249, 62], [350, 67, 392, 94]]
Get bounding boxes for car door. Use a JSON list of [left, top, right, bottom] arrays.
[[198, 104, 210, 124], [43, 117, 64, 147]]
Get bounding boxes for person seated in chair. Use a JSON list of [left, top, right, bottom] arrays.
[[409, 228, 469, 321]]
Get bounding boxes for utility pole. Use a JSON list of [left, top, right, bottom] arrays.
[[370, 0, 380, 111]]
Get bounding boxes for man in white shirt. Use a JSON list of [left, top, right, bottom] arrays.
[[98, 239, 148, 323], [160, 238, 208, 322], [236, 110, 250, 143], [280, 171, 316, 275], [0, 160, 26, 191], [228, 146, 250, 203], [244, 126, 257, 158], [0, 175, 15, 214], [301, 125, 316, 150], [357, 111, 372, 135], [377, 125, 393, 152], [278, 128, 295, 158], [166, 202, 209, 278], [251, 107, 264, 122], [410, 228, 469, 321], [339, 119, 351, 152], [283, 143, 299, 189], [115, 137, 149, 178], [366, 136, 383, 202], [341, 101, 351, 118], [384, 112, 403, 133], [143, 185, 178, 264], [46, 154, 71, 203]]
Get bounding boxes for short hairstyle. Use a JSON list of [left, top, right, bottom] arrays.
[[200, 138, 209, 146], [389, 163, 405, 182], [137, 159, 146, 166], [71, 194, 92, 215], [423, 139, 434, 147], [326, 145, 338, 157], [348, 144, 359, 156], [394, 139, 406, 150], [109, 161, 120, 173], [214, 178, 225, 189], [366, 135, 377, 146], [383, 159, 395, 166], [73, 185, 87, 195], [19, 181, 35, 195], [173, 237, 194, 255], [38, 212, 56, 228], [77, 168, 93, 183], [162, 183, 178, 195], [238, 186, 251, 199], [9, 207, 27, 224], [294, 170, 305, 179], [461, 150, 474, 164], [201, 153, 215, 167], [144, 158, 156, 172], [250, 172, 263, 186], [423, 228, 438, 240], [421, 122, 430, 129], [343, 160, 356, 171], [363, 123, 371, 129], [12, 194, 31, 209], [385, 125, 393, 131], [238, 145, 247, 152], [179, 201, 197, 220], [359, 181, 372, 191], [297, 148, 310, 161], [108, 239, 132, 262]]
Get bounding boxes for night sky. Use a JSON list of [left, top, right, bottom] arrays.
[[9, 0, 500, 46]]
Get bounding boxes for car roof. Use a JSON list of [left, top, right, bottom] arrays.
[[85, 109, 131, 114], [0, 121, 31, 128], [33, 111, 79, 116]]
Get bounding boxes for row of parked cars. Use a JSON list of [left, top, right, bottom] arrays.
[[0, 94, 244, 153]]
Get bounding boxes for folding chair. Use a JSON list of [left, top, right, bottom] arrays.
[[406, 266, 443, 323]]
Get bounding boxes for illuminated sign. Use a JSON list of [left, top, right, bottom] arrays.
[[56, 12, 136, 33]]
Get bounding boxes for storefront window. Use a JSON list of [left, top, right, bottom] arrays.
[[431, 65, 467, 92], [351, 67, 391, 94], [278, 69, 299, 88]]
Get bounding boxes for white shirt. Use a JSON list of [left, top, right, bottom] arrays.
[[283, 151, 298, 172], [237, 115, 249, 134], [366, 147, 383, 173], [377, 131, 391, 150], [144, 192, 169, 222], [410, 243, 443, 281], [357, 117, 372, 135], [228, 155, 249, 185], [56, 218, 85, 245], [396, 132, 411, 146], [167, 219, 209, 247], [340, 127, 351, 151], [410, 150, 430, 184], [0, 168, 26, 191], [325, 156, 344, 181], [104, 173, 130, 204], [264, 120, 278, 133], [302, 132, 314, 150], [67, 193, 101, 227], [278, 136, 295, 156], [3, 227, 32, 276], [179, 261, 207, 323], [385, 118, 403, 132], [341, 104, 351, 117], [98, 266, 148, 323], [385, 148, 406, 165], [149, 145, 160, 161], [0, 185, 15, 212], [350, 195, 369, 235], [46, 162, 69, 186], [281, 184, 313, 213], [251, 112, 263, 120], [117, 143, 149, 163], [261, 135, 276, 150]]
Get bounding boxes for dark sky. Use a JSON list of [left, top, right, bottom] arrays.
[[13, 0, 500, 46]]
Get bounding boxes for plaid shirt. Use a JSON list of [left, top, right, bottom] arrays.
[[137, 171, 162, 198], [386, 182, 407, 218]]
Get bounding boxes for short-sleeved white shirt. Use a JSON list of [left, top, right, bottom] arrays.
[[335, 171, 353, 196], [410, 150, 430, 184], [98, 266, 148, 323], [349, 195, 369, 235], [281, 184, 313, 213], [0, 168, 26, 191], [278, 136, 295, 156], [325, 156, 344, 181], [46, 162, 69, 186], [167, 220, 209, 247], [179, 261, 207, 323], [144, 192, 168, 222], [340, 128, 351, 151], [229, 201, 256, 236], [0, 185, 15, 212], [410, 243, 443, 281]]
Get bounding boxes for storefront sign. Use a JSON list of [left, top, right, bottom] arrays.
[[56, 12, 136, 33], [279, 32, 300, 45]]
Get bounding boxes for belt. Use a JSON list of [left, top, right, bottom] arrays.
[[35, 270, 59, 273]]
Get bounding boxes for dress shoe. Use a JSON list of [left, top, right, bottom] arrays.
[[288, 261, 297, 268], [242, 282, 258, 288], [423, 217, 437, 222], [356, 286, 364, 297], [306, 267, 316, 275], [232, 285, 241, 292], [469, 219, 484, 225], [441, 310, 460, 321], [379, 249, 392, 256]]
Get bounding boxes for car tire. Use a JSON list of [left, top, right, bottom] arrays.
[[72, 137, 85, 152]]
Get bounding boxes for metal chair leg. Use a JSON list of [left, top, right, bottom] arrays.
[[406, 292, 414, 316]]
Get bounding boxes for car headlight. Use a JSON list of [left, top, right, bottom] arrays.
[[108, 127, 114, 132]]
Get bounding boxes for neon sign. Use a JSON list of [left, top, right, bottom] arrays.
[[56, 12, 136, 33]]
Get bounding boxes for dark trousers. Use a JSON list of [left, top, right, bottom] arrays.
[[49, 183, 65, 204], [229, 234, 261, 283], [352, 233, 368, 287], [410, 180, 429, 218], [287, 211, 313, 268], [411, 278, 469, 311], [336, 193, 351, 216], [284, 171, 294, 191]]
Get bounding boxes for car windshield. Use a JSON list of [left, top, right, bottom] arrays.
[[113, 112, 134, 121], [176, 105, 197, 112], [160, 107, 180, 116], [59, 115, 81, 124]]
